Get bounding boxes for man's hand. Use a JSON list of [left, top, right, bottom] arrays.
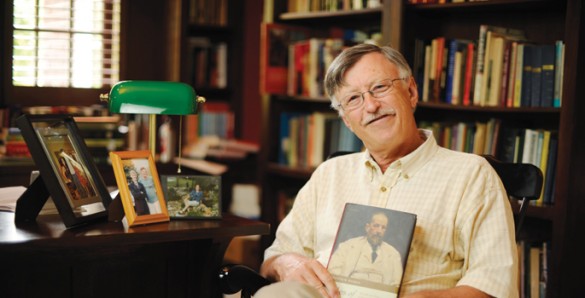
[[261, 253, 340, 298]]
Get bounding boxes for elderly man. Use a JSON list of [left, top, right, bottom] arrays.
[[257, 43, 518, 298]]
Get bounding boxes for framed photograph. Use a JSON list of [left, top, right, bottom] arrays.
[[15, 114, 111, 228], [109, 150, 170, 226], [160, 175, 222, 219]]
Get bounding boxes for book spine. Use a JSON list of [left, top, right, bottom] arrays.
[[530, 45, 543, 107], [540, 44, 556, 108]]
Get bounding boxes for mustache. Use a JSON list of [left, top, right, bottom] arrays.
[[361, 108, 397, 126]]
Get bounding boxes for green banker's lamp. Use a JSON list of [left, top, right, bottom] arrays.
[[100, 80, 206, 173]]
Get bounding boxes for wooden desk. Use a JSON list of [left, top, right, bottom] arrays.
[[0, 212, 269, 298]]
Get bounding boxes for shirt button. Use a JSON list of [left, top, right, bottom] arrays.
[[380, 186, 387, 192]]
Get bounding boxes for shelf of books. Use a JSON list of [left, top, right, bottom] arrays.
[[259, 0, 585, 296], [402, 1, 583, 297]]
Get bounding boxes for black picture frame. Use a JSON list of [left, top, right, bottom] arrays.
[[15, 114, 111, 228]]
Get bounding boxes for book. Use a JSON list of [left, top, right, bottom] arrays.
[[473, 25, 525, 106], [543, 132, 558, 205], [530, 45, 543, 107], [539, 44, 556, 108], [553, 40, 565, 107], [521, 44, 534, 107], [259, 23, 311, 95], [327, 203, 416, 298], [462, 41, 475, 106]]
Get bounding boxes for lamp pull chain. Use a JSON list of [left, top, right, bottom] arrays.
[[177, 115, 183, 174]]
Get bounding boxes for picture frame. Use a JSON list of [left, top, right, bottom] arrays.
[[160, 175, 222, 219], [15, 114, 111, 228], [109, 150, 170, 226]]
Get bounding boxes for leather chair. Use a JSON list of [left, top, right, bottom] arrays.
[[219, 154, 543, 297]]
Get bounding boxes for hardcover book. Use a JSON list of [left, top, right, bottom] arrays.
[[327, 203, 417, 298], [259, 23, 311, 95]]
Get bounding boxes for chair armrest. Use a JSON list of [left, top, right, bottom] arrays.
[[219, 264, 271, 296]]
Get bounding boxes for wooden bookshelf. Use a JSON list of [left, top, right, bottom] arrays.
[[258, 1, 585, 297]]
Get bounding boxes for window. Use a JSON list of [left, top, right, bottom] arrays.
[[12, 0, 120, 89]]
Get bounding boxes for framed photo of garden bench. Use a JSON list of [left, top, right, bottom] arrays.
[[160, 175, 222, 219]]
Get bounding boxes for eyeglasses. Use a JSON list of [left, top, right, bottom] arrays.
[[337, 78, 407, 111]]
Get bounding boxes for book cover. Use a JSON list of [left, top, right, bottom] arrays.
[[327, 203, 416, 298], [259, 23, 311, 95]]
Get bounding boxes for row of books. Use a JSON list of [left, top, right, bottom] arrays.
[[287, 0, 382, 13], [499, 127, 558, 206], [288, 37, 344, 98], [407, 0, 481, 4], [0, 106, 125, 163], [420, 120, 557, 205], [413, 24, 565, 108], [187, 37, 228, 89], [260, 23, 381, 96], [197, 109, 234, 140], [420, 118, 502, 156], [188, 0, 228, 26], [279, 111, 363, 168], [518, 241, 549, 298]]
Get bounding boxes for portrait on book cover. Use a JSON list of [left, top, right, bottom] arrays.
[[160, 175, 222, 219], [327, 203, 416, 298]]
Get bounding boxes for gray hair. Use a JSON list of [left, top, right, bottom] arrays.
[[324, 43, 412, 114]]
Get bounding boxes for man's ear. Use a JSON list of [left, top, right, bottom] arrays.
[[408, 77, 419, 109]]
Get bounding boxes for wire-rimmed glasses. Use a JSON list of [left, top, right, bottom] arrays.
[[337, 77, 407, 111]]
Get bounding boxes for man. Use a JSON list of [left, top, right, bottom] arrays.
[[180, 184, 204, 214], [139, 166, 162, 214], [257, 43, 518, 298], [328, 211, 403, 287]]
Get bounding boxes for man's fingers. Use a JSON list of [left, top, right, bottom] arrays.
[[308, 260, 340, 298]]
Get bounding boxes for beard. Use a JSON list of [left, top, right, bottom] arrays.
[[367, 234, 383, 247]]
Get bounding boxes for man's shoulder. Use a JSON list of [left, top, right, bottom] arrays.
[[435, 147, 490, 169]]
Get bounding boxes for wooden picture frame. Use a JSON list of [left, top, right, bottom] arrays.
[[160, 175, 222, 219], [109, 150, 169, 226], [15, 114, 111, 228]]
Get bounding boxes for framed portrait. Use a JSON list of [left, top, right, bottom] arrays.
[[109, 150, 170, 226], [15, 114, 111, 228], [160, 175, 222, 219]]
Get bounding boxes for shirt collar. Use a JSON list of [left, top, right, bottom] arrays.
[[362, 129, 439, 179]]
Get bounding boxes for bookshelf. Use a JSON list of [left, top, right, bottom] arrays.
[[258, 1, 585, 297], [258, 0, 392, 254]]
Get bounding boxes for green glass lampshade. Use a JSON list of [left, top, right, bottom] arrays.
[[103, 80, 204, 115]]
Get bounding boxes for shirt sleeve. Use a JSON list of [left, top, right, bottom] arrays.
[[455, 160, 519, 298]]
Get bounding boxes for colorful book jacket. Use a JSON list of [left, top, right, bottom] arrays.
[[327, 203, 416, 298]]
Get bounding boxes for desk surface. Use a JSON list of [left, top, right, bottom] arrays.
[[0, 211, 270, 249], [0, 211, 270, 297]]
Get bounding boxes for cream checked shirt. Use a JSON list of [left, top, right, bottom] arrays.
[[264, 129, 519, 298]]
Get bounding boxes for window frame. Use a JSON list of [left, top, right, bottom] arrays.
[[1, 0, 124, 107]]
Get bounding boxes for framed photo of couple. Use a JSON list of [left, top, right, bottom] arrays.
[[109, 150, 169, 226]]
